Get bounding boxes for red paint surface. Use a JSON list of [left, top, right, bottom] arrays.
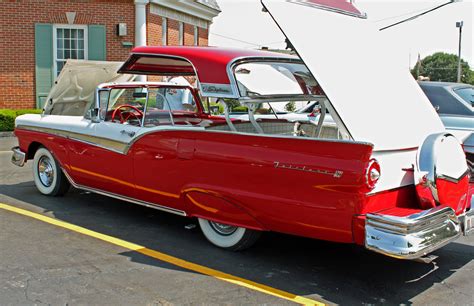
[[305, 0, 362, 15], [436, 175, 470, 214], [14, 118, 470, 246], [120, 46, 298, 85]]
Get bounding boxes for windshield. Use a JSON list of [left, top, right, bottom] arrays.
[[233, 61, 322, 98]]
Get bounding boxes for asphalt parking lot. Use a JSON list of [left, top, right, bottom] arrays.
[[1, 136, 473, 305]]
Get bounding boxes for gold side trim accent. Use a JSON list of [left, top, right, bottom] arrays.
[[62, 168, 185, 216]]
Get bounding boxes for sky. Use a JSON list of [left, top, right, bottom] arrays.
[[208, 0, 473, 68]]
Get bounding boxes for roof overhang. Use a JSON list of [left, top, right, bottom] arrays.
[[150, 0, 221, 22]]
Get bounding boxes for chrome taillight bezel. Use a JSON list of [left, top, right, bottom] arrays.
[[365, 158, 381, 190]]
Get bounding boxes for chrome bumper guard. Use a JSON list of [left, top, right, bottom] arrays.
[[365, 206, 472, 260], [11, 146, 26, 167]]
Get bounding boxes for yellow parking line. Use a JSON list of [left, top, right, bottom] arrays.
[[0, 203, 324, 306]]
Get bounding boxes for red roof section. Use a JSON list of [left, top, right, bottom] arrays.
[[306, 0, 362, 16], [121, 46, 299, 85]]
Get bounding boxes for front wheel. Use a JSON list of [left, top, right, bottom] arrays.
[[198, 218, 261, 251], [33, 147, 70, 196]]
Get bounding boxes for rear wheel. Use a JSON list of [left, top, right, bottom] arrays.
[[33, 147, 70, 196], [198, 218, 261, 251]]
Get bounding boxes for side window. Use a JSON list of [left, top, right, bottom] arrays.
[[143, 87, 197, 127], [98, 90, 110, 120]]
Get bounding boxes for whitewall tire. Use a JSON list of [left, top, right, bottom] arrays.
[[33, 147, 70, 196], [198, 218, 261, 251]]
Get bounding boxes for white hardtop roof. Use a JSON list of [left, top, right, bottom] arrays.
[[262, 0, 445, 151]]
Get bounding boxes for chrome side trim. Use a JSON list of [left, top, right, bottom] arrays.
[[61, 168, 186, 217], [11, 146, 26, 167], [365, 206, 461, 260], [16, 125, 129, 154]]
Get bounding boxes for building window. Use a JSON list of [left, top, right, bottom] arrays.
[[194, 26, 198, 46], [162, 18, 167, 45], [53, 25, 88, 76], [179, 22, 184, 45]]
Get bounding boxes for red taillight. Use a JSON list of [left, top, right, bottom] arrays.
[[366, 159, 381, 190]]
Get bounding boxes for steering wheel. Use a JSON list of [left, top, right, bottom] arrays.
[[111, 104, 144, 124]]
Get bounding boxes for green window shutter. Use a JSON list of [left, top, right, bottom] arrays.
[[88, 25, 106, 61], [35, 23, 53, 109]]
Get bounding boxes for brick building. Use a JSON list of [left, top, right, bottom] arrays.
[[0, 0, 220, 109]]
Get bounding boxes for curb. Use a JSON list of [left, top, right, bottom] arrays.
[[0, 131, 14, 138]]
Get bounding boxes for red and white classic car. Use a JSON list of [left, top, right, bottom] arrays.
[[11, 0, 472, 260]]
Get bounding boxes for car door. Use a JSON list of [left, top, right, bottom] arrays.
[[67, 87, 144, 198]]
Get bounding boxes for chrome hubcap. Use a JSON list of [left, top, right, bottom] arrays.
[[209, 221, 238, 236], [38, 156, 54, 187]]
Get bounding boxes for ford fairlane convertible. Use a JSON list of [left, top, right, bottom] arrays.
[[12, 0, 473, 260]]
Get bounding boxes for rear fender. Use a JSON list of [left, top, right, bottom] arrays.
[[182, 186, 266, 231]]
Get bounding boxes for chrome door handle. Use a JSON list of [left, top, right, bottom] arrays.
[[120, 130, 135, 137]]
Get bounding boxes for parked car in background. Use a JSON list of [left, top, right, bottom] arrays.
[[419, 82, 473, 180], [12, 0, 472, 260]]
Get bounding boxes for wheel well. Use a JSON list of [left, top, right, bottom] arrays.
[[27, 142, 43, 160]]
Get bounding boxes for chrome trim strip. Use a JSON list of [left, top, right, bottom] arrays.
[[11, 146, 26, 167], [16, 125, 128, 154], [61, 168, 186, 217], [365, 206, 462, 259]]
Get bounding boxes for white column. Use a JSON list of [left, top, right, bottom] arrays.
[[135, 0, 149, 81]]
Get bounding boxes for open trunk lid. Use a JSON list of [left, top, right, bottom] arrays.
[[262, 0, 445, 151]]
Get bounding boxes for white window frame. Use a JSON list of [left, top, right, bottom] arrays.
[[179, 21, 184, 45], [194, 25, 198, 46], [53, 24, 88, 78], [162, 18, 167, 45]]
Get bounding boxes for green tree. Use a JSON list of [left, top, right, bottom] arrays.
[[285, 101, 296, 112], [411, 52, 472, 84]]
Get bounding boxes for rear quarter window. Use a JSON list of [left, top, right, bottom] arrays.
[[420, 84, 472, 116]]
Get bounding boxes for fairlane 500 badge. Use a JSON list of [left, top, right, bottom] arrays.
[[273, 161, 343, 178]]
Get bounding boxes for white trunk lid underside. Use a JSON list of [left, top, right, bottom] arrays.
[[262, 0, 444, 151]]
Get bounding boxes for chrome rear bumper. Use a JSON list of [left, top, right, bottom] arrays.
[[365, 206, 472, 260], [11, 146, 26, 167]]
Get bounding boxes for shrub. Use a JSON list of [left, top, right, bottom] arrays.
[[0, 109, 42, 131], [232, 106, 248, 113]]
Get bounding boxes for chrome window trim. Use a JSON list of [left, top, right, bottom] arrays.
[[61, 168, 186, 216], [227, 57, 354, 141]]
